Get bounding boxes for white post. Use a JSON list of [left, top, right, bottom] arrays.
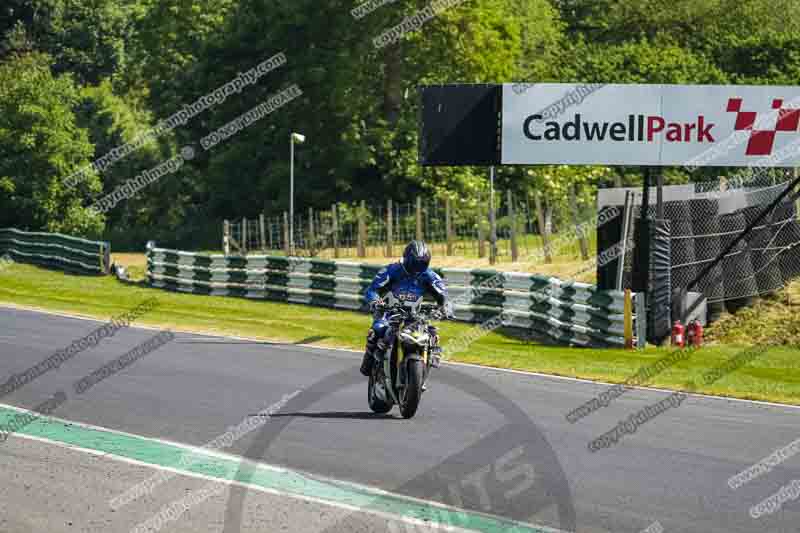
[[489, 166, 497, 264], [635, 292, 648, 349], [617, 192, 632, 291], [289, 132, 306, 256]]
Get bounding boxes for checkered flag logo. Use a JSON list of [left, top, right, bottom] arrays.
[[727, 97, 800, 156]]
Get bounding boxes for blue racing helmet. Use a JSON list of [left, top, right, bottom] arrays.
[[402, 240, 431, 275]]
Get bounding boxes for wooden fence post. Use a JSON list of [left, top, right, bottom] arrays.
[[259, 214, 266, 252], [569, 183, 590, 261], [268, 218, 274, 250], [358, 200, 367, 258], [283, 212, 290, 255], [477, 205, 486, 258], [223, 220, 230, 255], [416, 197, 423, 241], [308, 207, 315, 255], [534, 192, 552, 264], [241, 217, 248, 254], [386, 199, 393, 257], [508, 190, 519, 262], [445, 198, 453, 256], [332, 203, 340, 258]]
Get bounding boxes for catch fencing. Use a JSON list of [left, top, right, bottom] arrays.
[[600, 172, 800, 322], [146, 243, 640, 348], [0, 228, 110, 275]]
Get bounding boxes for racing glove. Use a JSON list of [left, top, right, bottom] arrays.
[[368, 298, 383, 316]]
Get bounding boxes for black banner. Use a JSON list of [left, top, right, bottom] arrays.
[[419, 84, 501, 166]]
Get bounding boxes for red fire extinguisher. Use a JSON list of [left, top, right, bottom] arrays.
[[688, 320, 704, 348], [671, 321, 685, 348]]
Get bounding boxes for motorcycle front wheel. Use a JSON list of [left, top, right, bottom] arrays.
[[399, 358, 424, 419]]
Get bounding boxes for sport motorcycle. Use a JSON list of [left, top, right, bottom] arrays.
[[367, 293, 445, 419]]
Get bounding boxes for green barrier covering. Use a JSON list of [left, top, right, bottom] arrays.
[[0, 228, 110, 275], [145, 242, 641, 348]]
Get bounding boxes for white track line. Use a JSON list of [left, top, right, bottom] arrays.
[[0, 401, 566, 533]]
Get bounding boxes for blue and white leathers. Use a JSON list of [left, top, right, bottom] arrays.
[[365, 262, 448, 339]]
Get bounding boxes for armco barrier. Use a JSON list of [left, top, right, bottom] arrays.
[[0, 228, 110, 275], [146, 243, 641, 348]]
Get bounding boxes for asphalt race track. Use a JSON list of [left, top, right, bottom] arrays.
[[1, 305, 799, 533]]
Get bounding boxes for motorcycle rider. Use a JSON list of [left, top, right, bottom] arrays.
[[360, 240, 454, 376]]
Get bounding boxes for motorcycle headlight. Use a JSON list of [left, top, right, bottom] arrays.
[[399, 328, 429, 346]]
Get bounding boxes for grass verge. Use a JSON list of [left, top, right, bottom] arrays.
[[706, 279, 800, 346], [1, 263, 798, 405]]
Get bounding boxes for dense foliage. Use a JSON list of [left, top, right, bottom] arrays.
[[1, 0, 799, 248]]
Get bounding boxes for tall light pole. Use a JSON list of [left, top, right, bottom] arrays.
[[290, 132, 305, 255]]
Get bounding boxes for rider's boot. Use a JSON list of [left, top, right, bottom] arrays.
[[360, 331, 379, 376], [427, 326, 442, 369], [429, 346, 442, 368]]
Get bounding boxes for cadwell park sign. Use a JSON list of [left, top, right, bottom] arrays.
[[501, 84, 800, 167]]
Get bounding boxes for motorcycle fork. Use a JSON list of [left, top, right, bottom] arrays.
[[394, 338, 408, 389], [382, 331, 401, 405]]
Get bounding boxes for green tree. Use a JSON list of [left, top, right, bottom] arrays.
[[165, 0, 561, 223], [0, 53, 102, 235], [1, 0, 137, 84]]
